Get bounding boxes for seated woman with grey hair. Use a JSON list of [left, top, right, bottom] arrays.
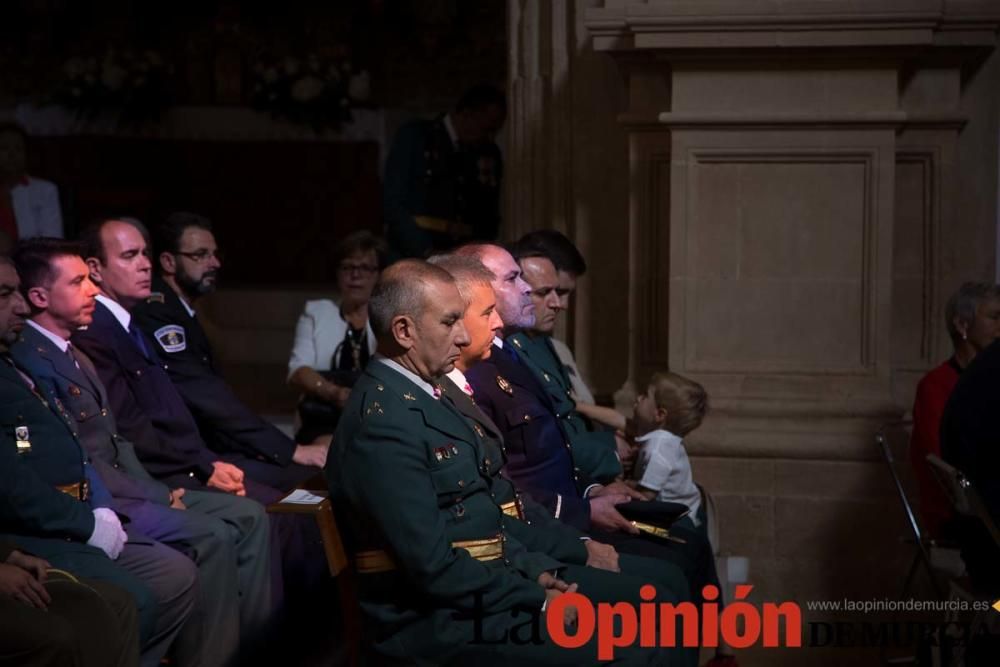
[[910, 281, 1000, 539], [287, 230, 387, 443]]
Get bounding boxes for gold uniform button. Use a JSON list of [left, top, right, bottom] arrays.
[[458, 480, 465, 488], [101, 409, 108, 416]]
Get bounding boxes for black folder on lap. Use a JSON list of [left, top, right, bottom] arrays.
[[616, 500, 690, 543]]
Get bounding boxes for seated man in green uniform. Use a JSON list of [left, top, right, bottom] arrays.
[[0, 539, 139, 667], [326, 259, 695, 666]]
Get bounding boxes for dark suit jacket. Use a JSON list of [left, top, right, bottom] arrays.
[[12, 325, 171, 508], [465, 344, 591, 531], [72, 300, 216, 486], [941, 338, 1000, 523], [0, 355, 109, 544], [131, 278, 296, 466]]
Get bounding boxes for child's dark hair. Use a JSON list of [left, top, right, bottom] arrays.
[[650, 372, 708, 436]]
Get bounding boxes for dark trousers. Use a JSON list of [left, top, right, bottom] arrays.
[[595, 522, 720, 606], [0, 573, 139, 667], [116, 489, 274, 667], [11, 537, 197, 667]]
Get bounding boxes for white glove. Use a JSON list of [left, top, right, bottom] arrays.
[[87, 508, 127, 560]]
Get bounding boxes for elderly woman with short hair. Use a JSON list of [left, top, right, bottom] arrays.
[[288, 230, 387, 443]]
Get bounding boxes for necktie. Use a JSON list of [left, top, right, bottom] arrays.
[[66, 344, 101, 396], [128, 323, 151, 359]]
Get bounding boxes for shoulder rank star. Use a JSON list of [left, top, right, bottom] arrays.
[[496, 375, 513, 396]]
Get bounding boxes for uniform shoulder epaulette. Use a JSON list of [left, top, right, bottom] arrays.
[[146, 292, 165, 304]]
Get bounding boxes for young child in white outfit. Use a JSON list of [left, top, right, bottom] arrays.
[[628, 373, 707, 524], [577, 372, 708, 527]]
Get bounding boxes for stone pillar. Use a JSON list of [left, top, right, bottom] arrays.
[[506, 0, 631, 385], [577, 1, 1000, 653]]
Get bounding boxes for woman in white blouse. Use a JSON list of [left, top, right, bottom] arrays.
[[288, 231, 385, 441]]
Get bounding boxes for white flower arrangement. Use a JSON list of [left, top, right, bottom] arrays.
[[55, 49, 172, 124], [251, 53, 369, 132]]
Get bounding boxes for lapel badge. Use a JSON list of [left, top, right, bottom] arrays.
[[403, 392, 416, 401], [377, 384, 384, 392], [68, 385, 82, 396], [511, 338, 523, 349], [433, 448, 445, 462], [442, 445, 452, 460], [496, 375, 513, 396], [15, 426, 31, 454], [543, 372, 551, 383], [473, 424, 484, 438], [449, 444, 459, 456]]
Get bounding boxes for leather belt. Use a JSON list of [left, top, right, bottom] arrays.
[[56, 480, 89, 502], [355, 534, 504, 575], [500, 496, 526, 521], [413, 215, 473, 238]]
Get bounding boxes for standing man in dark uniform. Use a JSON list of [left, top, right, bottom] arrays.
[[383, 84, 506, 258], [131, 212, 323, 491], [0, 254, 197, 667]]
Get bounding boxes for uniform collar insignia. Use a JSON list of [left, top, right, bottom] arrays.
[[403, 392, 417, 401]]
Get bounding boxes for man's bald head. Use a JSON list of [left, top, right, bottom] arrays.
[[369, 259, 470, 379], [369, 260, 455, 339], [453, 243, 534, 330]]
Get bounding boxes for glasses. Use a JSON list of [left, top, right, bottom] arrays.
[[338, 263, 378, 276], [177, 249, 224, 263]]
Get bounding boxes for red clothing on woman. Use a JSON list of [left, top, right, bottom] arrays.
[[910, 358, 962, 537]]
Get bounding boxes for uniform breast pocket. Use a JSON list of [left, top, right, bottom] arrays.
[[429, 459, 479, 504], [61, 392, 102, 424], [502, 402, 561, 465]]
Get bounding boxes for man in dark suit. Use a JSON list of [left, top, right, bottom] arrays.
[[941, 336, 1000, 595], [130, 212, 321, 492], [454, 244, 717, 604], [507, 245, 628, 479], [0, 538, 139, 667], [0, 254, 196, 667], [73, 217, 329, 661], [384, 85, 506, 258], [326, 259, 691, 666], [11, 238, 275, 667]]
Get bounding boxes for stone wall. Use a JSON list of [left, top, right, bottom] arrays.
[[506, 1, 1000, 662]]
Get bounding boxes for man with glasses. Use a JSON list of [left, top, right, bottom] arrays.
[[131, 212, 321, 491]]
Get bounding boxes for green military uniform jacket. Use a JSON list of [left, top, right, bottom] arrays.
[[508, 332, 621, 482], [0, 356, 110, 546], [327, 359, 592, 660]]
